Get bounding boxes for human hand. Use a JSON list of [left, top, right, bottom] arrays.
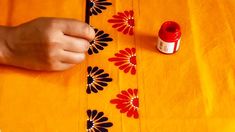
[[0, 17, 95, 71]]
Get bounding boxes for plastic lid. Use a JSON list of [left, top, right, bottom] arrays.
[[158, 21, 181, 42]]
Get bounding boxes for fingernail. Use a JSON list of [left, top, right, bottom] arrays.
[[89, 26, 95, 40], [86, 43, 90, 50]]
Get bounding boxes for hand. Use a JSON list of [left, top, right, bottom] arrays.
[[0, 17, 95, 71]]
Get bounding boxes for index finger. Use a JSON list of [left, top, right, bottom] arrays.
[[55, 18, 95, 41]]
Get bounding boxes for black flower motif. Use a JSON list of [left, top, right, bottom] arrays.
[[88, 28, 113, 55], [89, 0, 112, 16], [87, 66, 112, 94], [87, 109, 113, 132]]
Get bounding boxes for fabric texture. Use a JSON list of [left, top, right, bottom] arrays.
[[0, 0, 235, 131]]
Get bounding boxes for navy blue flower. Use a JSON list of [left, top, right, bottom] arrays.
[[87, 66, 112, 94], [87, 109, 113, 132], [89, 0, 112, 16], [88, 28, 113, 55]]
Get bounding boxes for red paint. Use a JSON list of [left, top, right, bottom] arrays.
[[108, 10, 134, 35], [158, 21, 181, 53], [110, 88, 139, 119], [108, 48, 136, 75]]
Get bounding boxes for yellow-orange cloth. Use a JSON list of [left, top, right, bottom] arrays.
[[0, 0, 235, 131]]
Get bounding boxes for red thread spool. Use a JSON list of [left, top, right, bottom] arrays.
[[157, 21, 181, 54]]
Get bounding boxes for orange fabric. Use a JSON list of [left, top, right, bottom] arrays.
[[0, 0, 235, 132]]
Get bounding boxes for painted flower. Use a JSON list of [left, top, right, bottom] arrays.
[[87, 109, 113, 132], [87, 66, 112, 94], [108, 10, 134, 35], [110, 88, 139, 119], [89, 0, 112, 16], [89, 28, 113, 55], [108, 48, 136, 75]]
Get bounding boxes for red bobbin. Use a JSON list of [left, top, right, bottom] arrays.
[[157, 21, 181, 54]]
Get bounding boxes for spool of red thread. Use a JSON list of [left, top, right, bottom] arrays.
[[157, 21, 181, 54]]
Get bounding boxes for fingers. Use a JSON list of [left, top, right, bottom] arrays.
[[59, 63, 76, 71], [49, 63, 76, 71], [58, 50, 86, 64], [62, 35, 90, 53], [47, 52, 83, 71], [55, 18, 95, 41]]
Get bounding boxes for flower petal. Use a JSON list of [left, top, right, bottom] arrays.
[[112, 23, 124, 28], [87, 110, 92, 118], [96, 122, 113, 127], [91, 110, 98, 119], [96, 78, 112, 82], [86, 86, 92, 94], [115, 61, 127, 66], [96, 127, 108, 132], [91, 85, 98, 93], [123, 65, 132, 73], [127, 107, 134, 117], [120, 104, 132, 113], [133, 108, 139, 119], [128, 88, 134, 96], [117, 94, 130, 100], [96, 117, 108, 122], [131, 66, 136, 75], [129, 10, 134, 16], [108, 57, 127, 62], [133, 89, 138, 96], [94, 111, 104, 120], [129, 27, 134, 35], [108, 19, 124, 23], [117, 25, 126, 32], [119, 64, 130, 70], [94, 69, 104, 76]]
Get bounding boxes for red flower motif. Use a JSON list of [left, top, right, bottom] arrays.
[[108, 10, 134, 35], [110, 88, 139, 119], [108, 48, 136, 75]]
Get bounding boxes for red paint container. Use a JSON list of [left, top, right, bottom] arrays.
[[157, 21, 181, 54]]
